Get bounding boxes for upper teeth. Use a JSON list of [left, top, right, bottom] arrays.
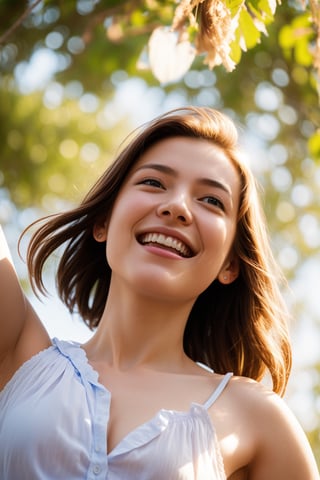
[[140, 233, 191, 257]]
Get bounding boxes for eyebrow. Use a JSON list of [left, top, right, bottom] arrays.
[[135, 163, 232, 196]]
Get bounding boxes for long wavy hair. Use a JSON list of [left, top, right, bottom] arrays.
[[24, 106, 292, 396]]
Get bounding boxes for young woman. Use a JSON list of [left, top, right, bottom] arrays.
[[0, 107, 318, 479]]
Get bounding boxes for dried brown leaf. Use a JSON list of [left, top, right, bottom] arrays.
[[196, 0, 235, 71], [172, 0, 235, 71], [172, 0, 205, 31]]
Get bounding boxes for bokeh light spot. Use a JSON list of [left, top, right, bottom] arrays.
[[278, 105, 298, 125], [7, 130, 23, 150], [80, 142, 100, 163], [48, 173, 67, 193], [299, 214, 320, 248], [45, 31, 64, 50], [67, 36, 85, 55], [271, 68, 289, 87], [276, 201, 296, 222], [291, 184, 313, 207], [79, 93, 100, 113], [271, 166, 292, 192], [30, 144, 47, 164], [255, 82, 282, 111], [278, 246, 298, 269], [59, 139, 79, 158]]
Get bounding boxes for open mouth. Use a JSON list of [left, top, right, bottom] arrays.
[[137, 233, 194, 258]]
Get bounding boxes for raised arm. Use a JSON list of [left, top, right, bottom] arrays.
[[0, 226, 50, 390]]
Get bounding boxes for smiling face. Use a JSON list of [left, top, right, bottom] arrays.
[[95, 136, 241, 304]]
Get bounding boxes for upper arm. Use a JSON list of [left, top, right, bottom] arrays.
[[0, 226, 50, 388], [0, 226, 27, 355], [249, 390, 319, 480]]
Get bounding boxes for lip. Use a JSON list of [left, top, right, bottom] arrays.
[[136, 226, 197, 258]]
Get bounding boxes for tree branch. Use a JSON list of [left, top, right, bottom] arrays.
[[0, 0, 43, 45]]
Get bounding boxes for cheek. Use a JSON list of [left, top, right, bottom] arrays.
[[203, 217, 230, 248], [104, 213, 126, 268], [110, 192, 150, 225], [199, 219, 236, 271], [104, 198, 143, 267]]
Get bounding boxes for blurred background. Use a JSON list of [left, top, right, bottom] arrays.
[[0, 0, 319, 465]]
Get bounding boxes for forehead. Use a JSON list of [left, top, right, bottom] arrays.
[[132, 136, 240, 188]]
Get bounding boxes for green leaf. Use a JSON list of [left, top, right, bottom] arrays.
[[279, 13, 314, 68], [229, 37, 243, 63], [247, 0, 274, 28], [294, 38, 313, 66], [130, 10, 148, 27], [225, 0, 244, 18], [308, 131, 320, 161], [279, 25, 296, 49], [238, 5, 262, 50], [248, 0, 277, 18]]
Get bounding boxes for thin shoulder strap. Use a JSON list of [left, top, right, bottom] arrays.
[[203, 372, 233, 410]]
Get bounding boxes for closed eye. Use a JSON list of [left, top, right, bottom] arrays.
[[201, 196, 225, 211]]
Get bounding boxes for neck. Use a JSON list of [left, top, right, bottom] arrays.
[[84, 279, 196, 372]]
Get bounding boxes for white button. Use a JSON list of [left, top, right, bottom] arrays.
[[93, 465, 101, 474]]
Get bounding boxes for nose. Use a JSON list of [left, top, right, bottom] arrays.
[[157, 194, 193, 225]]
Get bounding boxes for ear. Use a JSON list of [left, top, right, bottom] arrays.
[[93, 219, 108, 243], [218, 254, 240, 285]]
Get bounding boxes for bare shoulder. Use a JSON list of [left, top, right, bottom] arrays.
[[218, 375, 320, 479], [226, 374, 278, 414], [228, 375, 313, 440], [211, 374, 275, 419]]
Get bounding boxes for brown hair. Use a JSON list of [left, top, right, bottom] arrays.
[[24, 106, 291, 395]]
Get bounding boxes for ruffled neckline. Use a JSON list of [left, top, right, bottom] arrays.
[[52, 337, 101, 386]]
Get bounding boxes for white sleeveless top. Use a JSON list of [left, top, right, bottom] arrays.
[[0, 338, 232, 479]]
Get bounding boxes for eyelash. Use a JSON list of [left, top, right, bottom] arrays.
[[137, 178, 225, 212], [139, 178, 164, 188], [201, 196, 225, 211]]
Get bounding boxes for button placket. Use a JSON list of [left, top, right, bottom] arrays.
[[87, 385, 109, 479]]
